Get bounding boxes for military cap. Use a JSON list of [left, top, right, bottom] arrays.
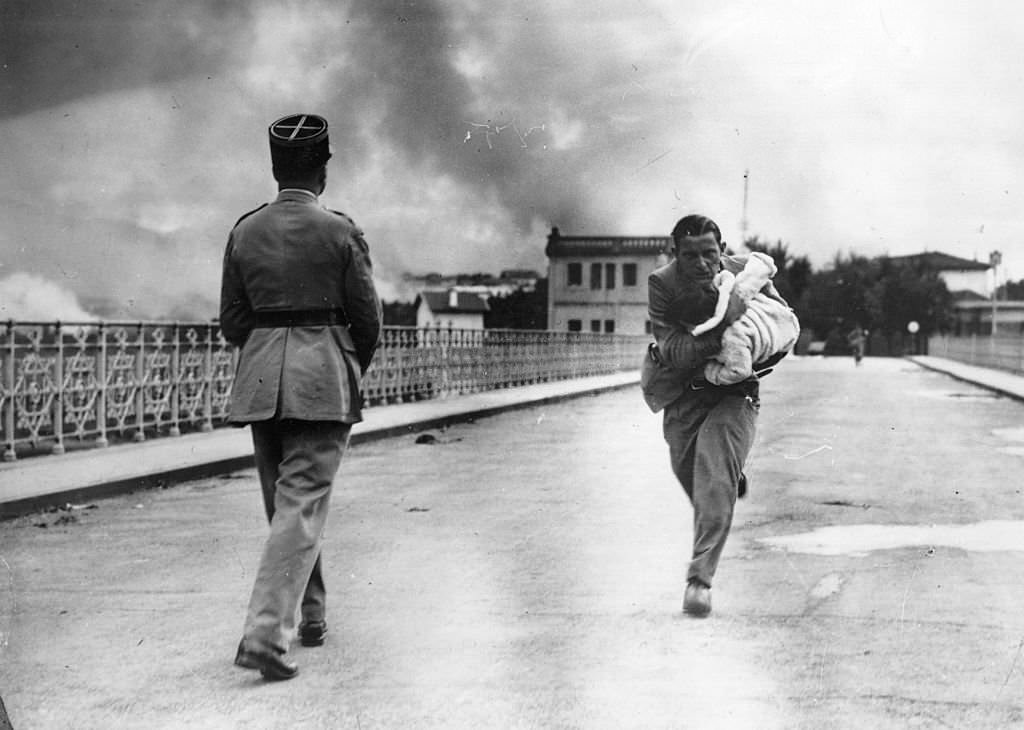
[[268, 113, 332, 177]]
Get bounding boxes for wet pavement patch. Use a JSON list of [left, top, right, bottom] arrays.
[[809, 573, 843, 599], [993, 427, 1024, 441], [761, 520, 1024, 556], [992, 428, 1024, 456]]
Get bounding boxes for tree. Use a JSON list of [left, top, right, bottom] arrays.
[[798, 252, 954, 354], [382, 300, 417, 326], [744, 236, 813, 318], [997, 279, 1024, 300], [873, 257, 954, 336], [484, 278, 548, 330], [801, 253, 881, 346]]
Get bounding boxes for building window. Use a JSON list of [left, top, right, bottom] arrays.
[[590, 262, 602, 289], [623, 263, 638, 287], [604, 320, 615, 333], [567, 262, 582, 286], [644, 320, 652, 334], [590, 319, 601, 332], [605, 263, 616, 289], [568, 319, 582, 332]]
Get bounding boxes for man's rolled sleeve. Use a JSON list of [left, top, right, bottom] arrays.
[[648, 273, 722, 376]]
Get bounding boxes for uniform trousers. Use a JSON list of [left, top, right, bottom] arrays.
[[243, 419, 351, 653], [662, 384, 758, 588]]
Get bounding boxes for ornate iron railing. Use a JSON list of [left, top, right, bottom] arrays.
[[927, 334, 1024, 376], [0, 321, 646, 461]]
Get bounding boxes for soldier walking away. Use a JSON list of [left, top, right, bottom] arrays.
[[220, 113, 382, 680]]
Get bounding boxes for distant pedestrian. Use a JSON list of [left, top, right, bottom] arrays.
[[641, 214, 793, 617], [220, 113, 382, 679], [847, 326, 866, 365]]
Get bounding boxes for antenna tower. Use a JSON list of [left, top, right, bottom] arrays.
[[741, 168, 750, 242]]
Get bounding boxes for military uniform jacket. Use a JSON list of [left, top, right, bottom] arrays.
[[219, 189, 382, 424], [641, 254, 787, 413]]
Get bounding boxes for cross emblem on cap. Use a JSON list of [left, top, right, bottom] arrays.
[[270, 114, 328, 143]]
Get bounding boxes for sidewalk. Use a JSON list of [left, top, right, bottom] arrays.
[[0, 371, 640, 517], [906, 354, 1024, 402]]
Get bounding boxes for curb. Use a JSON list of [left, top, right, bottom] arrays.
[[906, 356, 1024, 404]]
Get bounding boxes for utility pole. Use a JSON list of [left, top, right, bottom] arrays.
[[740, 169, 750, 242], [989, 249, 1002, 335]]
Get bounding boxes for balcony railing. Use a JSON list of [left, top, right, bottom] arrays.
[[0, 321, 647, 461]]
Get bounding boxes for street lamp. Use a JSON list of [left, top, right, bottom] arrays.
[[989, 250, 1002, 335]]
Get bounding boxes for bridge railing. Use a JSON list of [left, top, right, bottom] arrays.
[[927, 334, 1024, 376], [0, 321, 647, 461]]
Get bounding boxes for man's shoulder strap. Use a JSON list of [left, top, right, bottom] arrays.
[[328, 208, 358, 226], [231, 203, 268, 229]]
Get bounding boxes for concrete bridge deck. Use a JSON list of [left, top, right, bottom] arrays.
[[0, 371, 640, 516], [2, 356, 1024, 729]]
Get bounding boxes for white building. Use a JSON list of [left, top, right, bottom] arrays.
[[887, 252, 991, 297], [415, 289, 489, 330], [545, 227, 670, 334]]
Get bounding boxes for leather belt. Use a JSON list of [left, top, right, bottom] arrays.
[[689, 377, 760, 396], [253, 308, 349, 328]]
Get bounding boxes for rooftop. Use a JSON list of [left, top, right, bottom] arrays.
[[545, 227, 671, 258], [416, 289, 490, 314], [887, 251, 991, 272]]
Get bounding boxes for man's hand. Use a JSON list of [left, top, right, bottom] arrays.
[[721, 288, 748, 326]]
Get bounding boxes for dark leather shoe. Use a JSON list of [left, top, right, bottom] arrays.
[[738, 472, 748, 499], [683, 580, 712, 617], [298, 620, 328, 647], [234, 640, 299, 680]]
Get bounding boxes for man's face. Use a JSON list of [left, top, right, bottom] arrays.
[[674, 232, 722, 282]]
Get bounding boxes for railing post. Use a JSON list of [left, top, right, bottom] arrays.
[[4, 321, 15, 461], [169, 323, 181, 436], [133, 323, 146, 442], [202, 323, 214, 432], [51, 321, 65, 454], [95, 323, 108, 448]]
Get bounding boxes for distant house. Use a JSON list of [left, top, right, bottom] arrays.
[[545, 227, 671, 335], [885, 252, 1020, 335], [403, 270, 540, 300], [499, 269, 542, 292], [415, 289, 489, 330], [887, 252, 991, 299]]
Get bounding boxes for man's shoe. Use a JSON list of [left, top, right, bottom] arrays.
[[234, 640, 299, 680], [683, 580, 712, 617], [738, 472, 748, 499], [298, 620, 328, 647]]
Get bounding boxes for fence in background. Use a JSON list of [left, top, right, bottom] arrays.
[[0, 321, 646, 461], [928, 334, 1024, 376]]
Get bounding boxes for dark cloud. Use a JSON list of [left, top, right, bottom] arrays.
[[332, 2, 627, 236], [3, 1, 673, 316], [0, 0, 254, 118], [24, 2, 1019, 319]]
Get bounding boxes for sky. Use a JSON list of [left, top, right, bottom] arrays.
[[2, 0, 1023, 319]]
